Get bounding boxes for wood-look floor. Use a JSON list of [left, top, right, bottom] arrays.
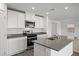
[[13, 49, 79, 56], [13, 49, 34, 56]]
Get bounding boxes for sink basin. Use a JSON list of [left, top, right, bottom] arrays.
[[47, 37, 55, 40]]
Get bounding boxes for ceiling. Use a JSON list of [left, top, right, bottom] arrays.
[[7, 3, 79, 21]]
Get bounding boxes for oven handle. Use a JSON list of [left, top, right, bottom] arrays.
[[27, 37, 37, 39]]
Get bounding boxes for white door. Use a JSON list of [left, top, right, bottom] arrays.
[[47, 21, 57, 37], [51, 22, 57, 36]]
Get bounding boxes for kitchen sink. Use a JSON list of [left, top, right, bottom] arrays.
[[46, 37, 55, 40]]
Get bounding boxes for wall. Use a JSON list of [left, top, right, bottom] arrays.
[[61, 18, 79, 39], [0, 3, 7, 55], [46, 16, 61, 37]]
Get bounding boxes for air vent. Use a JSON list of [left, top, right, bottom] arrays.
[[35, 14, 45, 18], [50, 8, 55, 11]]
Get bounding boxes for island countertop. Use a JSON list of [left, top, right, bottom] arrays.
[[33, 37, 73, 51]]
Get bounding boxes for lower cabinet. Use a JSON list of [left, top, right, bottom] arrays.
[[7, 37, 27, 55], [73, 39, 79, 53], [34, 42, 73, 56]]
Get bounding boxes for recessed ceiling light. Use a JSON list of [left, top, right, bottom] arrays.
[[46, 12, 49, 15], [32, 7, 35, 10], [65, 7, 68, 10]]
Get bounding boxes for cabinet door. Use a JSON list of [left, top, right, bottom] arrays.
[[7, 39, 19, 55], [7, 37, 27, 55], [18, 37, 27, 51], [42, 18, 47, 28], [35, 16, 40, 28], [34, 43, 47, 56], [40, 18, 44, 28], [17, 12, 25, 28], [73, 39, 79, 53], [35, 16, 45, 28], [8, 10, 18, 28], [26, 11, 35, 22], [41, 18, 47, 28]]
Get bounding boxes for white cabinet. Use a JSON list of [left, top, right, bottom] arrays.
[[73, 39, 79, 53], [8, 10, 18, 28], [7, 37, 27, 55], [25, 12, 47, 28], [42, 18, 47, 28], [34, 43, 48, 56], [34, 16, 46, 28], [34, 16, 42, 28], [39, 18, 43, 28], [8, 10, 25, 28], [17, 12, 25, 28], [26, 11, 35, 22], [35, 16, 40, 28], [40, 18, 46, 28], [34, 42, 73, 56]]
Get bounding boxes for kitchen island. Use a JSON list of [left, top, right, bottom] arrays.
[[33, 37, 73, 56]]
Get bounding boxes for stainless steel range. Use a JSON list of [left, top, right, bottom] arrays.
[[27, 34, 37, 46], [23, 32, 37, 46]]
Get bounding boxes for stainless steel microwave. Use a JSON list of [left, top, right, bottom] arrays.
[[25, 20, 35, 28]]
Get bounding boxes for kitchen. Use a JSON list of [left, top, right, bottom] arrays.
[[7, 5, 47, 55], [0, 3, 79, 56]]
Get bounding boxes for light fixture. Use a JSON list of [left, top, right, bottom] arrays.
[[32, 7, 35, 10], [65, 7, 68, 10], [46, 12, 49, 15]]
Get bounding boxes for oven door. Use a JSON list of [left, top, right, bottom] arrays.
[[27, 36, 37, 46]]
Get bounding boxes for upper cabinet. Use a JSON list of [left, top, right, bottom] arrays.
[[34, 16, 46, 28], [26, 11, 35, 22], [34, 16, 41, 28], [8, 10, 46, 29], [17, 12, 25, 28], [8, 10, 25, 28], [8, 10, 18, 28], [26, 11, 47, 28]]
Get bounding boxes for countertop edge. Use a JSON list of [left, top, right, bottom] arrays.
[[34, 41, 59, 51], [33, 39, 73, 51]]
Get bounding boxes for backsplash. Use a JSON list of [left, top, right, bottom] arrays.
[[25, 28, 46, 33], [7, 28, 46, 34]]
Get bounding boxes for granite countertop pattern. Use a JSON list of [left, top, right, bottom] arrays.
[[7, 32, 46, 39], [33, 37, 73, 51], [7, 34, 27, 39], [34, 32, 46, 35]]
